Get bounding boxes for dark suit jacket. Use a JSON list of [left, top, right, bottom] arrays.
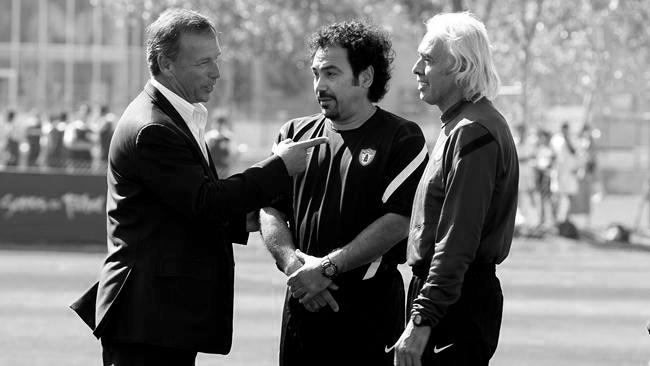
[[70, 82, 289, 354]]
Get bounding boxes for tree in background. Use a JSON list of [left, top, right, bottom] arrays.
[[94, 0, 390, 117], [94, 0, 649, 127], [400, 0, 648, 126]]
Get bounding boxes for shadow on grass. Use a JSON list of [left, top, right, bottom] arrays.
[[577, 228, 650, 253], [515, 223, 650, 253]]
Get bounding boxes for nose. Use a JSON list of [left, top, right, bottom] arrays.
[[412, 57, 423, 76], [209, 60, 220, 80], [314, 75, 327, 93]]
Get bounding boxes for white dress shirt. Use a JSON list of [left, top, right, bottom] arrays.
[[150, 78, 209, 162]]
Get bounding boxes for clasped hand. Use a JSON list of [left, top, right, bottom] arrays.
[[287, 249, 339, 312]]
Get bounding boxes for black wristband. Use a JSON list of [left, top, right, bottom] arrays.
[[412, 313, 433, 327]]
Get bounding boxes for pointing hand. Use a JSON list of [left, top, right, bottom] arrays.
[[273, 137, 328, 176]]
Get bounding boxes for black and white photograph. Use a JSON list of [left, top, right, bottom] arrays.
[[0, 0, 648, 365]]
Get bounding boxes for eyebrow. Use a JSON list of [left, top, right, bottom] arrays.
[[312, 64, 341, 72], [197, 51, 220, 62]]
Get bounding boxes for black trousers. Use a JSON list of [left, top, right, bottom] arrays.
[[407, 265, 503, 366], [280, 268, 405, 366], [101, 339, 197, 366]]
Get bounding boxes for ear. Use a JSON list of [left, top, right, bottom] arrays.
[[157, 54, 174, 75], [443, 54, 458, 76], [359, 65, 374, 89]]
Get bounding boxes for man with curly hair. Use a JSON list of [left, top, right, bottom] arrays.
[[259, 20, 428, 366]]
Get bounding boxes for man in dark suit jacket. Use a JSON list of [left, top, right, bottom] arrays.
[[70, 8, 326, 366]]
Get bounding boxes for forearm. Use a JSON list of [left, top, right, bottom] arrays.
[[259, 207, 301, 275], [328, 213, 409, 273]]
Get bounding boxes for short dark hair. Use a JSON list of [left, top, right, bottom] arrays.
[[146, 8, 216, 76], [308, 21, 394, 103]]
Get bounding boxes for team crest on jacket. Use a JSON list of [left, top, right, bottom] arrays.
[[359, 148, 376, 166]]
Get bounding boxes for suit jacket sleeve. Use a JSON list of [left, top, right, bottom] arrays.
[[135, 122, 290, 227]]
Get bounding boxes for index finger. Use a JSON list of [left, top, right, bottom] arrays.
[[321, 290, 339, 312], [292, 137, 329, 149]]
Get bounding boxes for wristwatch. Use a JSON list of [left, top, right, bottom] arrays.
[[320, 256, 338, 279], [412, 313, 433, 327]]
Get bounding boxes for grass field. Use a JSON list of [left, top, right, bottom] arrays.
[[1, 234, 649, 366]]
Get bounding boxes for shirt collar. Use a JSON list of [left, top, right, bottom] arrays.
[[150, 77, 207, 126], [440, 99, 471, 125], [440, 96, 488, 125], [150, 78, 209, 162], [328, 107, 378, 132]]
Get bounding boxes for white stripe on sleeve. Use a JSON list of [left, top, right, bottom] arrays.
[[362, 256, 382, 280], [381, 145, 428, 203]]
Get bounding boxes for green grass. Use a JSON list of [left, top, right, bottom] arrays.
[[0, 234, 649, 365]]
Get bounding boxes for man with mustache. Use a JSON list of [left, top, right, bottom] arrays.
[[259, 21, 428, 366], [393, 12, 519, 366], [70, 8, 326, 366]]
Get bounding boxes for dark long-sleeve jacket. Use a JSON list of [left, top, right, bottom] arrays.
[[407, 98, 518, 327]]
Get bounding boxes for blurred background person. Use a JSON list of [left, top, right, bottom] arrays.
[[571, 124, 599, 228], [0, 111, 8, 167], [514, 124, 537, 228], [42, 112, 68, 170], [96, 105, 116, 171], [550, 121, 579, 225], [63, 103, 95, 172], [25, 113, 44, 169], [533, 128, 555, 228], [4, 110, 21, 168], [205, 113, 235, 177]]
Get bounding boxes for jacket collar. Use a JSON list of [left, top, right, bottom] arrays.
[[144, 81, 218, 179]]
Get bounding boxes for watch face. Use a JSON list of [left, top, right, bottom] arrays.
[[324, 265, 336, 277], [413, 314, 423, 326]]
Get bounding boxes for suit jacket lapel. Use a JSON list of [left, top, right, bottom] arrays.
[[144, 82, 214, 175], [205, 143, 219, 179]]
